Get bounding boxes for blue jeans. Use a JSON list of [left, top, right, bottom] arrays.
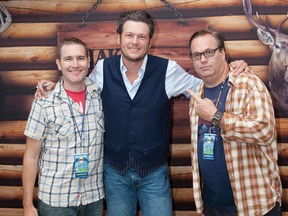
[[38, 199, 103, 216], [104, 162, 172, 216]]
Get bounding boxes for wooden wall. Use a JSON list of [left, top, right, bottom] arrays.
[[0, 0, 288, 215]]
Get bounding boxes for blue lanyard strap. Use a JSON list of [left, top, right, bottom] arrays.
[[67, 93, 86, 154]]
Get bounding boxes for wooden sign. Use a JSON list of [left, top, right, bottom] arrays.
[[57, 19, 208, 75]]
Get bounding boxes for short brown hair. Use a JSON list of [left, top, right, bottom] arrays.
[[57, 37, 89, 59], [189, 29, 226, 58], [116, 10, 155, 39]]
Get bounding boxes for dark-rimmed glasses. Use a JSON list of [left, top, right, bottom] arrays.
[[190, 47, 221, 61]]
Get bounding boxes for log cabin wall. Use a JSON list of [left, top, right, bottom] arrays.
[[0, 0, 288, 215]]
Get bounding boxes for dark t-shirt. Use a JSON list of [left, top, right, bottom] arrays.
[[197, 77, 237, 212]]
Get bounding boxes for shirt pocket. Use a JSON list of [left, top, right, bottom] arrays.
[[50, 116, 74, 138]]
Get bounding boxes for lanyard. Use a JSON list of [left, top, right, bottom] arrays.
[[215, 64, 232, 109], [67, 92, 86, 154], [208, 65, 231, 133]]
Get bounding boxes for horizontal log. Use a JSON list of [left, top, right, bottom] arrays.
[[2, 163, 287, 188], [58, 18, 287, 46], [4, 81, 285, 120], [0, 144, 25, 165], [0, 121, 27, 143], [1, 142, 288, 167], [0, 42, 272, 72], [0, 165, 23, 186], [0, 70, 61, 95], [0, 165, 22, 179], [1, 15, 287, 47], [2, 142, 288, 162], [3, 0, 288, 17], [0, 42, 271, 63], [0, 209, 24, 216], [0, 46, 56, 64], [0, 98, 287, 135], [0, 65, 269, 96], [0, 95, 34, 120], [0, 99, 287, 140], [0, 23, 59, 40], [205, 15, 288, 35], [58, 20, 208, 49]]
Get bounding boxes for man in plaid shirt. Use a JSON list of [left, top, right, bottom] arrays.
[[187, 29, 282, 216], [22, 37, 104, 216]]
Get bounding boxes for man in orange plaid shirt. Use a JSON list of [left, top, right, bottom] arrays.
[[187, 29, 282, 216]]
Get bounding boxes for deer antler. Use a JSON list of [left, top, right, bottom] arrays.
[[276, 13, 288, 34], [242, 0, 277, 34], [0, 2, 12, 34]]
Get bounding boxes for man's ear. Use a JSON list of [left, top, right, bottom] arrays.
[[117, 35, 121, 46], [55, 59, 61, 71], [220, 49, 226, 61]]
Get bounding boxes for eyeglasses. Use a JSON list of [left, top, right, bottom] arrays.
[[190, 47, 221, 61]]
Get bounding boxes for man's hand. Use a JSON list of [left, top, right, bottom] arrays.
[[186, 89, 217, 122], [34, 80, 56, 99], [23, 205, 38, 216], [230, 60, 253, 75]]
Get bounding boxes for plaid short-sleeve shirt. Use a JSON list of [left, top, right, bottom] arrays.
[[24, 77, 105, 207]]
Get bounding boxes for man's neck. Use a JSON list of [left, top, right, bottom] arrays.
[[123, 58, 143, 74], [123, 58, 144, 84], [205, 62, 229, 88], [63, 82, 86, 92]]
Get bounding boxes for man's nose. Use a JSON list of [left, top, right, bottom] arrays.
[[200, 53, 208, 62], [132, 35, 139, 43], [72, 59, 79, 67]]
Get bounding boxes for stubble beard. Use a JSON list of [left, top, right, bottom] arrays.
[[122, 52, 146, 63]]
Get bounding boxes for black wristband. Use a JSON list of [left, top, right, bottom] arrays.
[[211, 109, 224, 126]]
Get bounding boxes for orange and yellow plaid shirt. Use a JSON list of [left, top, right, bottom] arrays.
[[189, 72, 282, 216]]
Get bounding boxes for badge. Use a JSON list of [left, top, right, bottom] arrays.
[[74, 153, 89, 178], [203, 133, 216, 160]]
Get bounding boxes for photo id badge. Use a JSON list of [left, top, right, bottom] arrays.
[[203, 133, 216, 160], [74, 153, 89, 178]]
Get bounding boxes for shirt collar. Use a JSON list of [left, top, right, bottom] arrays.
[[120, 54, 148, 77], [53, 77, 100, 99]]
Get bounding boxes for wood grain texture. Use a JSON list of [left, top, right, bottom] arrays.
[[1, 0, 288, 214], [0, 65, 269, 94], [0, 115, 287, 142], [3, 0, 288, 17], [1, 15, 287, 47]]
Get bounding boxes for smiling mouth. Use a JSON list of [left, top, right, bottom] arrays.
[[70, 70, 83, 75], [129, 46, 140, 51]]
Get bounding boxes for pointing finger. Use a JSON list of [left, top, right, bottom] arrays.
[[186, 89, 202, 103]]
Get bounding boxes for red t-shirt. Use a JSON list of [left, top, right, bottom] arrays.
[[65, 88, 86, 113]]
